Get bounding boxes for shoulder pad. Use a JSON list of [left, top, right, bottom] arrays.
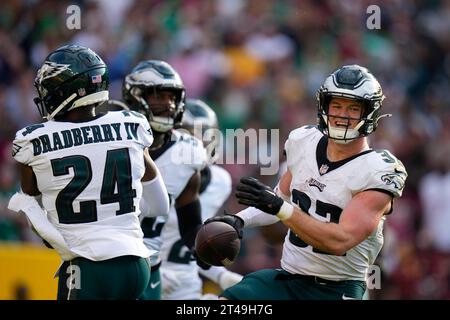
[[287, 125, 320, 142], [107, 111, 153, 146], [284, 126, 321, 170], [12, 124, 47, 164], [120, 110, 147, 120], [19, 124, 46, 138], [363, 150, 408, 198]]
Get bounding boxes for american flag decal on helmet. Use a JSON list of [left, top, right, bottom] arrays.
[[91, 75, 102, 83]]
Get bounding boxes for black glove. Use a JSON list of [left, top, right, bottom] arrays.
[[204, 212, 244, 239], [192, 250, 211, 270], [235, 177, 284, 215]]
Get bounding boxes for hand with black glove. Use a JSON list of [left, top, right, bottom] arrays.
[[235, 177, 294, 220], [193, 249, 212, 270], [203, 212, 244, 239]]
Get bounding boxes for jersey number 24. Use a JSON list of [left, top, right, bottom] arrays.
[[51, 148, 136, 224]]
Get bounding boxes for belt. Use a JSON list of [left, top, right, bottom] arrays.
[[151, 261, 161, 272], [275, 273, 342, 286]]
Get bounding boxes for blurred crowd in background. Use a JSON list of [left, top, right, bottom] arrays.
[[0, 0, 449, 299]]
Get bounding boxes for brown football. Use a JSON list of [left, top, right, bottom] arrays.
[[195, 221, 241, 267]]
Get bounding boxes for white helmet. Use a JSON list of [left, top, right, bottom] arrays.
[[123, 60, 185, 132], [317, 65, 388, 143], [180, 99, 219, 164]]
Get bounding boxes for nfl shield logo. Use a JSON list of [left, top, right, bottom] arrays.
[[319, 164, 329, 175]]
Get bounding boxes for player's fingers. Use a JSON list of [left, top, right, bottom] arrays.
[[240, 177, 264, 189], [236, 184, 259, 194], [235, 191, 259, 201], [238, 198, 256, 206]]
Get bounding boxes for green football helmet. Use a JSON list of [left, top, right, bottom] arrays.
[[33, 45, 109, 120]]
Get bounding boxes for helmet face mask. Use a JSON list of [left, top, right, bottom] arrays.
[[34, 45, 109, 120], [317, 65, 386, 143], [123, 60, 185, 133]]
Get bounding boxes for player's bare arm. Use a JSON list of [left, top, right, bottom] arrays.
[[236, 171, 392, 255], [283, 187, 391, 255], [141, 148, 158, 182], [175, 171, 203, 250], [277, 169, 292, 199], [18, 162, 40, 196]]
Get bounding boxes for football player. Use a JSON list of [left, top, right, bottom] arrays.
[[8, 45, 170, 300], [204, 65, 408, 300], [158, 99, 243, 299], [122, 60, 208, 299]]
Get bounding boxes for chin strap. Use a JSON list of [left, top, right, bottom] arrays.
[[150, 116, 174, 132], [45, 91, 109, 121], [45, 93, 77, 121]]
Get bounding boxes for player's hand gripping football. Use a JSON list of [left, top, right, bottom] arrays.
[[193, 249, 212, 270], [203, 212, 244, 239]]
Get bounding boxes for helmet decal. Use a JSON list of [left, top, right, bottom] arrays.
[[35, 61, 71, 85], [33, 45, 109, 120]]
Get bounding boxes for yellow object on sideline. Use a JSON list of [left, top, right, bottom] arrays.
[[0, 242, 60, 300]]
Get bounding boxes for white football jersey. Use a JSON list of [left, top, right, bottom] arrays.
[[281, 126, 407, 281], [12, 111, 155, 260], [160, 164, 232, 299], [199, 165, 232, 221], [141, 130, 207, 268]]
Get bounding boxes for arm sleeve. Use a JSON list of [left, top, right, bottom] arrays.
[[8, 192, 76, 261], [140, 170, 170, 218], [198, 266, 243, 290], [236, 206, 280, 228]]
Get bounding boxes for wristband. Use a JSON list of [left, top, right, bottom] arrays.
[[276, 201, 294, 220]]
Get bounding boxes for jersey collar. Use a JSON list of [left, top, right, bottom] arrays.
[[316, 136, 373, 175]]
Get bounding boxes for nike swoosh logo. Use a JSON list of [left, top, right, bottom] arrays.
[[342, 294, 356, 300], [150, 281, 160, 289]]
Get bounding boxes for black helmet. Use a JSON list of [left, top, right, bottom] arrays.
[[317, 64, 387, 143], [123, 60, 185, 132], [34, 45, 109, 120]]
